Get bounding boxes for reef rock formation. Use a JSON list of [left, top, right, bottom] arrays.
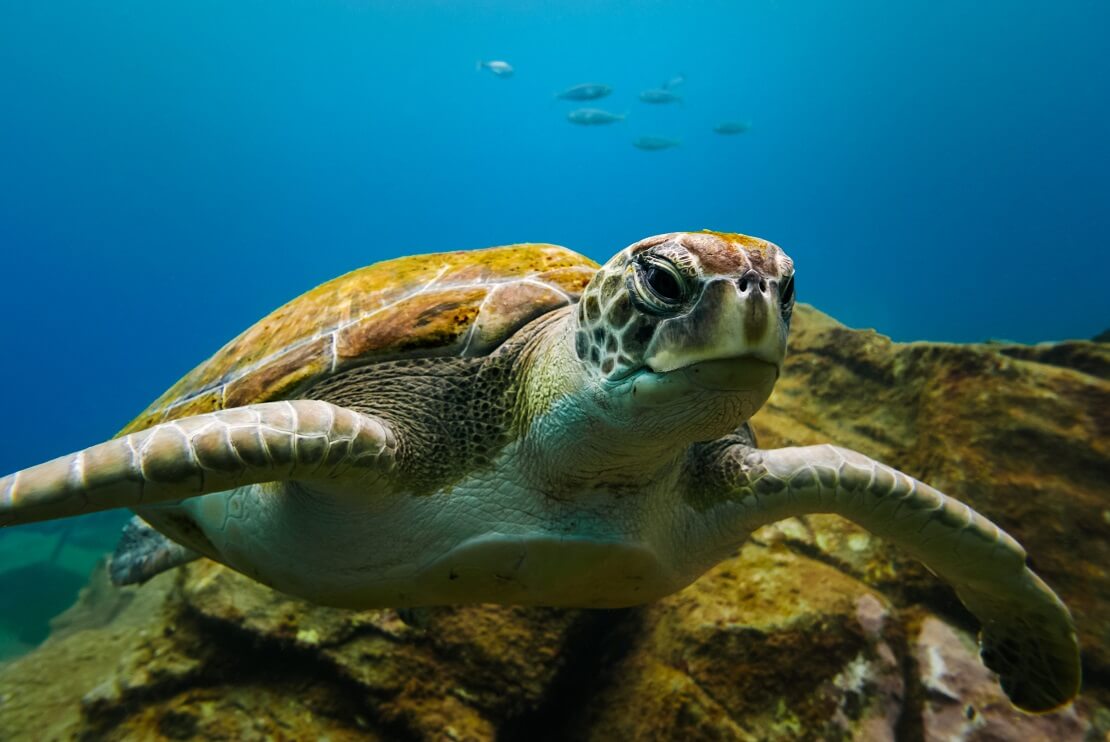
[[0, 305, 1106, 740]]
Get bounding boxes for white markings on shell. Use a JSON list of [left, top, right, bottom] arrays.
[[152, 248, 595, 422]]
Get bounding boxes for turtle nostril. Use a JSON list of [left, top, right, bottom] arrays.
[[738, 271, 768, 294]]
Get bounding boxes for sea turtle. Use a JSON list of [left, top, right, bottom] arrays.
[[0, 231, 1080, 712]]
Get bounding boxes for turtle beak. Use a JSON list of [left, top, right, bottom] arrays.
[[643, 274, 787, 375]]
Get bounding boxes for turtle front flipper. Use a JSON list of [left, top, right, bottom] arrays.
[[688, 442, 1080, 713], [0, 400, 398, 527]]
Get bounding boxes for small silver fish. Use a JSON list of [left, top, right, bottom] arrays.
[[477, 60, 514, 77], [639, 88, 682, 104], [556, 83, 613, 101], [567, 108, 626, 125], [633, 136, 681, 151], [662, 74, 685, 90], [713, 120, 752, 135]]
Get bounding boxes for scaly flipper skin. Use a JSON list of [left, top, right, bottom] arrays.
[[686, 440, 1081, 713], [0, 400, 397, 526]]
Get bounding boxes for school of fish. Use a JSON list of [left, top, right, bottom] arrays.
[[476, 63, 749, 151]]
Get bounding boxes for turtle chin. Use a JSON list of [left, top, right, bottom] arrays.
[[619, 356, 779, 414]]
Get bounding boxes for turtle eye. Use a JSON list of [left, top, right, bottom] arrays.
[[779, 274, 795, 306], [628, 253, 692, 314], [632, 256, 689, 313], [644, 264, 682, 302]]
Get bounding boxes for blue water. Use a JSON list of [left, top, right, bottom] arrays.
[[0, 0, 1107, 654]]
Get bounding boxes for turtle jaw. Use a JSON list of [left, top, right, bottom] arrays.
[[611, 355, 780, 412], [667, 356, 780, 392]]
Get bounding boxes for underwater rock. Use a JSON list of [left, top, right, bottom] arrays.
[[179, 559, 582, 739], [0, 304, 1106, 739], [563, 544, 907, 741], [0, 566, 195, 739]]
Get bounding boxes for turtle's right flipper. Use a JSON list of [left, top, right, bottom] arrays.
[[109, 516, 200, 585], [0, 400, 398, 527]]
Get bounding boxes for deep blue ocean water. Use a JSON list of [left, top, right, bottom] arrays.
[[0, 0, 1107, 657]]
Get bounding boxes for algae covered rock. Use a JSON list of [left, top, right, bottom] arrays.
[[179, 559, 583, 739], [0, 304, 1106, 739], [0, 560, 585, 740], [567, 543, 907, 741]]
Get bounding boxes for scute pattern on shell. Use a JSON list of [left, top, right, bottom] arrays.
[[122, 244, 598, 435]]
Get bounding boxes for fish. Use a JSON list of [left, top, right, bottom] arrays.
[[633, 136, 681, 151], [662, 74, 685, 89], [567, 108, 626, 125], [477, 60, 514, 78], [639, 88, 682, 104], [714, 120, 752, 135], [556, 83, 613, 101]]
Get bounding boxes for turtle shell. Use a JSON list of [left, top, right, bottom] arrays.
[[122, 244, 598, 435]]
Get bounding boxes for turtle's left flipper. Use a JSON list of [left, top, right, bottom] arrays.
[[690, 442, 1081, 713], [0, 400, 398, 527]]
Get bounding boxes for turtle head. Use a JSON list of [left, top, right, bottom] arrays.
[[573, 231, 795, 431]]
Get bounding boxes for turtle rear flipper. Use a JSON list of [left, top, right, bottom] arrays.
[[109, 516, 200, 586], [0, 400, 398, 527]]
